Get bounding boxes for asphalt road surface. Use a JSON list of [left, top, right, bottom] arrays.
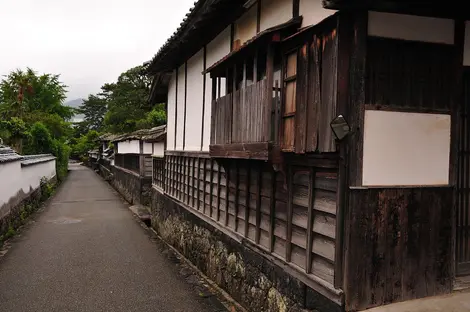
[[0, 164, 226, 312]]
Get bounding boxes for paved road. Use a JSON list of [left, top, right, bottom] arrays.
[[0, 164, 225, 312]]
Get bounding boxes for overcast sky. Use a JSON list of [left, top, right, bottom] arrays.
[[0, 0, 195, 101]]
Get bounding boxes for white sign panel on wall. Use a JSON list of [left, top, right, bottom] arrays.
[[362, 110, 451, 186]]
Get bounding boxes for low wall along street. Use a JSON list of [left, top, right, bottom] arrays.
[[0, 151, 57, 243]]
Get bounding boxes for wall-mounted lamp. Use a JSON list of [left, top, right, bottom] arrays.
[[330, 115, 350, 141]]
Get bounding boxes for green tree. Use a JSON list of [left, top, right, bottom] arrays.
[[77, 94, 107, 131], [103, 65, 153, 133], [24, 122, 54, 155]]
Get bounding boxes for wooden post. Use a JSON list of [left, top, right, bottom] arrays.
[[265, 44, 275, 142], [286, 165, 293, 262], [210, 77, 217, 145], [244, 162, 251, 238], [139, 140, 145, 177], [306, 167, 316, 273]]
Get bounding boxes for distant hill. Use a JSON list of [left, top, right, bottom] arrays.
[[65, 98, 84, 109], [65, 98, 85, 122]]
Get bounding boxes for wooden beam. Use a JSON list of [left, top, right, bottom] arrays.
[[293, 0, 300, 18], [234, 161, 240, 232], [286, 165, 293, 262], [203, 158, 208, 214], [197, 158, 201, 210], [210, 159, 214, 218], [201, 46, 207, 151], [216, 161, 222, 222], [255, 166, 262, 244], [183, 62, 188, 150], [269, 170, 276, 252], [265, 44, 274, 142], [244, 162, 251, 237], [174, 69, 178, 149], [334, 11, 354, 288], [257, 0, 261, 33], [306, 167, 316, 273], [192, 157, 196, 207], [209, 142, 271, 160]]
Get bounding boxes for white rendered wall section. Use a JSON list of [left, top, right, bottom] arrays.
[[175, 64, 186, 150], [143, 142, 153, 154], [260, 0, 293, 31], [117, 140, 140, 154], [166, 71, 177, 150], [234, 4, 257, 45], [368, 12, 454, 44], [185, 49, 204, 151], [0, 159, 56, 217], [363, 110, 451, 186], [153, 142, 165, 157], [299, 0, 336, 28]]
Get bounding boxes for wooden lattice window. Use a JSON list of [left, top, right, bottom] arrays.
[[282, 51, 297, 151]]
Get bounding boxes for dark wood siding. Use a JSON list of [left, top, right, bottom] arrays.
[[163, 153, 339, 296], [345, 187, 453, 311], [365, 37, 455, 111]]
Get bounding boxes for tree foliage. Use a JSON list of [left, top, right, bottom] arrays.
[[0, 68, 71, 180]]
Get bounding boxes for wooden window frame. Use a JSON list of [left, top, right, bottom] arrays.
[[281, 48, 299, 152]]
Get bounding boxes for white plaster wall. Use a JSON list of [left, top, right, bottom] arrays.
[[363, 110, 451, 186], [185, 49, 205, 151], [117, 140, 140, 154], [368, 12, 454, 44], [0, 159, 56, 216], [143, 142, 153, 154], [204, 26, 231, 151], [175, 64, 186, 150], [260, 0, 293, 31], [166, 70, 177, 151], [235, 4, 257, 45], [0, 161, 21, 211], [464, 21, 470, 66], [299, 0, 336, 28], [153, 142, 165, 157]]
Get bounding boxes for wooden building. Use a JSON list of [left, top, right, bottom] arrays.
[[145, 1, 470, 311]]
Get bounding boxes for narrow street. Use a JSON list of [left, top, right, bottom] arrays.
[[0, 164, 226, 312]]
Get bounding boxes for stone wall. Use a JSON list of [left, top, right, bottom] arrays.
[[110, 166, 152, 206], [150, 188, 342, 312]]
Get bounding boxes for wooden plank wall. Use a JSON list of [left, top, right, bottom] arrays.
[[164, 154, 338, 286], [345, 188, 453, 311], [365, 37, 455, 111], [211, 79, 271, 145], [285, 19, 338, 154], [343, 26, 461, 311]]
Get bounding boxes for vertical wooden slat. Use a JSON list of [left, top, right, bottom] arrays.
[[307, 35, 321, 152], [244, 162, 251, 238], [225, 166, 230, 226], [255, 166, 262, 244], [273, 80, 280, 145], [186, 157, 191, 205], [197, 158, 201, 210], [210, 159, 214, 218], [306, 167, 316, 273], [286, 166, 293, 262], [269, 170, 276, 252], [217, 162, 222, 222], [234, 161, 240, 232], [201, 46, 207, 151], [211, 78, 217, 145], [203, 158, 208, 215], [295, 43, 308, 153]]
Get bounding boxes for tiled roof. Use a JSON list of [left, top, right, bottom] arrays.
[[0, 145, 22, 163], [113, 125, 167, 143], [21, 154, 56, 167]]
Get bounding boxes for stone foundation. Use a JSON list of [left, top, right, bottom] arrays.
[[110, 166, 152, 206], [150, 187, 343, 312]]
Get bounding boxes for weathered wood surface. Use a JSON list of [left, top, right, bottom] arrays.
[[345, 187, 453, 311], [164, 155, 339, 289], [211, 79, 270, 146]]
